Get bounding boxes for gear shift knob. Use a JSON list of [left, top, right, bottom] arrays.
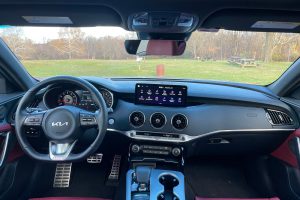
[[135, 166, 152, 184]]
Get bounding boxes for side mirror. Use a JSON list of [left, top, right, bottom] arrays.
[[125, 40, 186, 56]]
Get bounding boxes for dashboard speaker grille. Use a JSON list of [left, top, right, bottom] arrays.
[[130, 111, 145, 127], [150, 113, 166, 128], [172, 114, 188, 130], [266, 109, 293, 125]]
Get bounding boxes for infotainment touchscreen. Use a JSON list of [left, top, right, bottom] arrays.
[[135, 84, 187, 106]]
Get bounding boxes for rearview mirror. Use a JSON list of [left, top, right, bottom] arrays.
[[125, 40, 186, 56]]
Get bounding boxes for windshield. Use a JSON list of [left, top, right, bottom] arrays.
[[0, 26, 297, 85]]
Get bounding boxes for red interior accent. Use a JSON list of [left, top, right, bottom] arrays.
[[271, 129, 300, 168], [0, 123, 11, 132], [0, 123, 24, 162], [195, 197, 280, 200], [30, 198, 111, 200]]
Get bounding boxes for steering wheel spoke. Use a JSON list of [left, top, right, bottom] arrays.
[[49, 140, 77, 161], [80, 110, 99, 127], [23, 111, 46, 126]]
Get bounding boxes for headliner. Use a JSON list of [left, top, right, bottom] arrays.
[[0, 0, 299, 34]]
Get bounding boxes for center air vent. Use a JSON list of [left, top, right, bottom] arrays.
[[172, 114, 188, 130], [150, 113, 166, 128], [130, 111, 145, 127], [266, 109, 293, 125]]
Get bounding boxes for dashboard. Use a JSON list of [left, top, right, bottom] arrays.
[[22, 77, 299, 156]]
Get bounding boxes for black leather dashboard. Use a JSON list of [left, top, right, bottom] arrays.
[[3, 77, 299, 156], [79, 77, 298, 143]]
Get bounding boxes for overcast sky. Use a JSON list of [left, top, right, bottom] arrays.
[[1, 26, 134, 43]]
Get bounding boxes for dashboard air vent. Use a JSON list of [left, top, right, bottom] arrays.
[[266, 109, 293, 125], [150, 113, 166, 128], [130, 111, 145, 127], [172, 114, 188, 130]]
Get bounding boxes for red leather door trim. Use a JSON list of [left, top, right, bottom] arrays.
[[0, 123, 11, 132], [271, 129, 300, 168], [0, 123, 24, 162]]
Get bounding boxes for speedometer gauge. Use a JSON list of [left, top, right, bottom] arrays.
[[100, 88, 113, 108], [57, 90, 78, 106]]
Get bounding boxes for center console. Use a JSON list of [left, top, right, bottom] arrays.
[[126, 167, 185, 200], [126, 83, 187, 200], [126, 143, 185, 200]]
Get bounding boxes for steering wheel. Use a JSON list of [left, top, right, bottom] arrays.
[[15, 76, 108, 162]]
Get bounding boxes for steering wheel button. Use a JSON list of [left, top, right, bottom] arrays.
[[28, 118, 35, 122], [80, 115, 97, 126], [108, 118, 114, 125]]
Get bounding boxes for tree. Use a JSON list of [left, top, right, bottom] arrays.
[[84, 36, 97, 59], [1, 27, 34, 59], [263, 33, 275, 62], [52, 28, 85, 59]]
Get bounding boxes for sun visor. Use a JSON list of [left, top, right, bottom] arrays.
[[201, 9, 300, 33], [0, 5, 122, 27]]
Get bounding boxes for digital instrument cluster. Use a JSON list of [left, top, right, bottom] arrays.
[[43, 87, 114, 111]]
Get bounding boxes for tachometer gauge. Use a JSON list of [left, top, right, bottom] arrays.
[[100, 88, 113, 108], [57, 90, 78, 106]]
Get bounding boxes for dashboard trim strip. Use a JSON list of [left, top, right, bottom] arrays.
[[107, 128, 295, 143]]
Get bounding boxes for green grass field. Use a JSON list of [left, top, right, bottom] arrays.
[[21, 59, 292, 85]]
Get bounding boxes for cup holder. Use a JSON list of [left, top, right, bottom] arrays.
[[157, 174, 179, 200]]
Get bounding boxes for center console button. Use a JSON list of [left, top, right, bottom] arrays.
[[131, 144, 140, 153], [172, 147, 181, 157]]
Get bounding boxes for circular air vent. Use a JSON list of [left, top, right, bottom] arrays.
[[129, 111, 145, 127], [172, 114, 188, 130], [150, 113, 166, 128]]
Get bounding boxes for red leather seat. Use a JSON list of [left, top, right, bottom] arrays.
[[30, 197, 110, 200], [195, 197, 280, 200]]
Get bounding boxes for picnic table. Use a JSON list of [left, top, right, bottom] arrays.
[[228, 57, 257, 68]]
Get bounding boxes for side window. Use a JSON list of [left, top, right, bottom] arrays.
[[0, 72, 17, 94]]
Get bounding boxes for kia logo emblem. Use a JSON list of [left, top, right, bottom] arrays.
[[51, 122, 69, 127]]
